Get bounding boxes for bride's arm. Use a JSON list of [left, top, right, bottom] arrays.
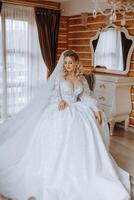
[[49, 75, 68, 110], [79, 77, 102, 124], [49, 75, 62, 103]]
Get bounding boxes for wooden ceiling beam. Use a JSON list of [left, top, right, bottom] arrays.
[[1, 0, 61, 10]]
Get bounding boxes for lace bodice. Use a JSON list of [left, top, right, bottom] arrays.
[[50, 75, 99, 112], [59, 77, 83, 103]]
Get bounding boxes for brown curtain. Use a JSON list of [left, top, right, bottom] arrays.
[[92, 36, 100, 52], [35, 7, 60, 76], [121, 32, 132, 70], [0, 1, 2, 13]]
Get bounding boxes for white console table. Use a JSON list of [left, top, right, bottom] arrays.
[[94, 74, 134, 135]]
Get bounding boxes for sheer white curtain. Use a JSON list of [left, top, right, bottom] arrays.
[[94, 28, 123, 70], [0, 4, 46, 121]]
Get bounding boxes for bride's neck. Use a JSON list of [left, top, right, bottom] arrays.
[[67, 72, 75, 77]]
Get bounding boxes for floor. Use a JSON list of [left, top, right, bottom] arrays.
[[110, 125, 134, 200], [110, 126, 134, 176]]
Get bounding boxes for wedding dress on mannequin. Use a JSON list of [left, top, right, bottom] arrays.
[[0, 51, 130, 200]]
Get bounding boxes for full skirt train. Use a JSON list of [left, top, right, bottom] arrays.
[[0, 101, 130, 200]]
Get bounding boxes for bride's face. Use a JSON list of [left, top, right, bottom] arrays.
[[64, 56, 78, 73]]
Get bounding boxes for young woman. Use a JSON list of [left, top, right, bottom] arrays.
[[0, 50, 130, 200]]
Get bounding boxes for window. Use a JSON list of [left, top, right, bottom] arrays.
[[0, 4, 46, 121]]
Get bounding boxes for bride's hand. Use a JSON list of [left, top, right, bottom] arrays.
[[95, 111, 102, 125], [58, 100, 68, 111]]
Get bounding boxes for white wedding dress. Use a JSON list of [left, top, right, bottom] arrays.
[[0, 52, 130, 200]]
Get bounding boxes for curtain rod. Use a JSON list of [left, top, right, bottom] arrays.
[[1, 0, 61, 10]]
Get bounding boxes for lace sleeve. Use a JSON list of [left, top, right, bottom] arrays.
[[79, 77, 100, 112], [49, 75, 62, 103]]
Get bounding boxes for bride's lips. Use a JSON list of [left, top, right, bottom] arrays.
[[66, 67, 72, 70]]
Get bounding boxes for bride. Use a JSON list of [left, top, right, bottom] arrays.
[[0, 50, 131, 200]]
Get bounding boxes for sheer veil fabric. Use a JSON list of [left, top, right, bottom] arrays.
[[0, 50, 65, 162]]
